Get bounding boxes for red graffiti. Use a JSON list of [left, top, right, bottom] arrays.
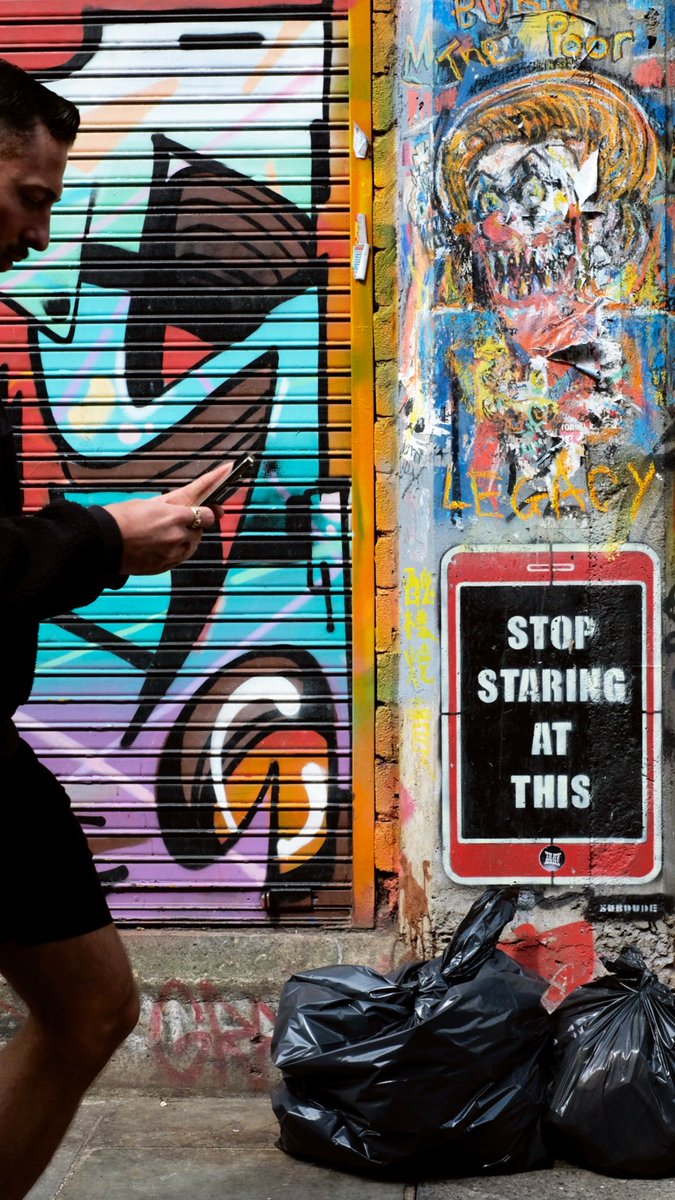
[[148, 979, 276, 1090], [499, 920, 597, 1010], [0, 301, 67, 511]]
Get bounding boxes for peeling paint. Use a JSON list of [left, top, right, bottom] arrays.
[[500, 920, 597, 1009]]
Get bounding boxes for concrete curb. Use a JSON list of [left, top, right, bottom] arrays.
[[1, 928, 408, 1096]]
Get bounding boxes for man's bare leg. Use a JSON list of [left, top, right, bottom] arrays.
[[0, 923, 139, 1200]]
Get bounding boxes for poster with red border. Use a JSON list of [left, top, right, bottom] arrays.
[[441, 544, 661, 884]]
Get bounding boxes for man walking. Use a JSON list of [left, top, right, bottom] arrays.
[[0, 57, 231, 1200]]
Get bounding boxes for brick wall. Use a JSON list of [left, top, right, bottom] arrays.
[[372, 0, 400, 920]]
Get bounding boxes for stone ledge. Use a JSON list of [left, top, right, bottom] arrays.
[[0, 927, 408, 1097]]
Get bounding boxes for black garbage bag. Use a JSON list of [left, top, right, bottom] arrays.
[[271, 888, 552, 1174], [547, 946, 675, 1177]]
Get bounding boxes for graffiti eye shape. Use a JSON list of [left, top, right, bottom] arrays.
[[479, 190, 503, 218], [155, 652, 341, 887]]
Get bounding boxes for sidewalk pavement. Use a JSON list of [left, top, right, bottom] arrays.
[[26, 1095, 675, 1200]]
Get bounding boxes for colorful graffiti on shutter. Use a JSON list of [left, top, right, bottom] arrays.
[[400, 1, 670, 537], [0, 1, 352, 920]]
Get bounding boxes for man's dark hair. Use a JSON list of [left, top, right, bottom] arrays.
[[0, 58, 79, 149]]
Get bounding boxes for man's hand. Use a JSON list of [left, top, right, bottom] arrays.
[[104, 462, 233, 576]]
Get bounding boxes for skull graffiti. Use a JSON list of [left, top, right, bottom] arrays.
[[427, 70, 665, 498], [469, 140, 581, 308]]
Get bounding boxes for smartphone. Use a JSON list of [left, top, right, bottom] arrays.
[[200, 454, 257, 506], [439, 544, 660, 886]]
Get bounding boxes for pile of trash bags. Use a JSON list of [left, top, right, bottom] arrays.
[[271, 888, 675, 1179], [547, 946, 675, 1177]]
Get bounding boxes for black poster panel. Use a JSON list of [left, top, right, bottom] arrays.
[[459, 582, 644, 841]]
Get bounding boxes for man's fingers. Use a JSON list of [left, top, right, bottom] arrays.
[[183, 463, 233, 505], [104, 496, 223, 575], [186, 503, 217, 532]]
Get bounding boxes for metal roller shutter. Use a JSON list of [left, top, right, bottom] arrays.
[[0, 0, 362, 924]]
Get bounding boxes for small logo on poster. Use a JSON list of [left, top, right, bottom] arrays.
[[540, 845, 566, 872]]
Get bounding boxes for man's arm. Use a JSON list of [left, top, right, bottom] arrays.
[[0, 462, 231, 622]]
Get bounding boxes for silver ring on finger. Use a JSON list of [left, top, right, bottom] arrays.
[[190, 505, 203, 531]]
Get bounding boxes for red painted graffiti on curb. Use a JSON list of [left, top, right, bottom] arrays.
[[148, 979, 277, 1089]]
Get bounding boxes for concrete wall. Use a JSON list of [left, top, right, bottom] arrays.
[[0, 929, 405, 1095], [394, 0, 675, 985]]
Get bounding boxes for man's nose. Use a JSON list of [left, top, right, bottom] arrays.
[[25, 213, 51, 252]]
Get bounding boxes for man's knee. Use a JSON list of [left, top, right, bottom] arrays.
[[98, 973, 140, 1050], [30, 949, 140, 1073], [76, 972, 139, 1062], [0, 924, 141, 1076]]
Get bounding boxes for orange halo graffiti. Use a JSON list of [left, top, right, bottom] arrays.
[[436, 70, 662, 225]]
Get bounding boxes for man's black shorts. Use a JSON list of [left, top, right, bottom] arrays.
[[0, 734, 112, 944]]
